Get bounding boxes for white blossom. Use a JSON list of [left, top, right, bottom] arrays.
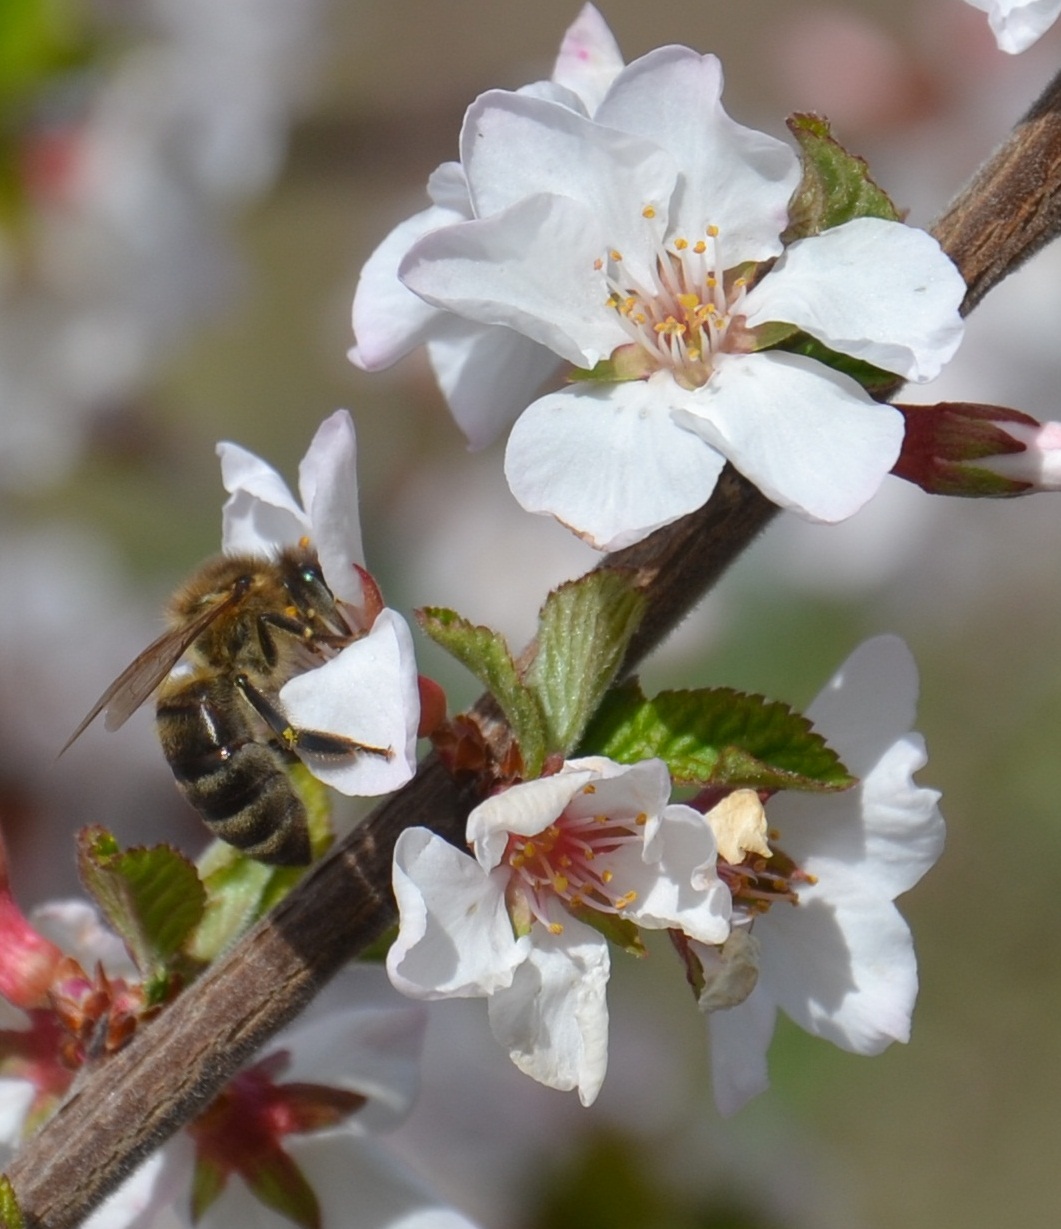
[[217, 410, 419, 796], [700, 636, 945, 1115], [964, 0, 1061, 52], [349, 4, 624, 447], [387, 757, 730, 1106]]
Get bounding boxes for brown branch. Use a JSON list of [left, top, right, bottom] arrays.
[[10, 60, 1061, 1229], [934, 65, 1061, 316]]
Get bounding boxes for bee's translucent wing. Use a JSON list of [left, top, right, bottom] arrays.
[[60, 588, 243, 755]]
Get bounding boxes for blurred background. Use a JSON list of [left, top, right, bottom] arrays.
[[3, 0, 1061, 1225]]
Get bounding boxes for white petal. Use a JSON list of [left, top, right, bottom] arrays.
[[0, 1079, 35, 1147], [281, 968, 426, 1135], [771, 637, 945, 898], [297, 409, 365, 605], [425, 319, 561, 449], [706, 981, 777, 1116], [217, 441, 309, 556], [965, 0, 1061, 52], [350, 198, 470, 372], [551, 5, 625, 114], [622, 805, 731, 944], [756, 893, 918, 1054], [468, 768, 596, 871], [504, 380, 727, 551], [85, 1135, 195, 1229], [387, 828, 527, 999], [673, 351, 904, 523], [774, 736, 943, 906], [486, 910, 610, 1106], [31, 899, 134, 977], [595, 47, 799, 264], [562, 756, 670, 825], [197, 1133, 480, 1229], [280, 609, 419, 796], [459, 91, 678, 280], [401, 193, 627, 369], [742, 218, 966, 382]]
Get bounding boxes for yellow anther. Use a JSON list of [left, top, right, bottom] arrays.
[[594, 814, 608, 824], [548, 922, 565, 934], [642, 205, 656, 219], [706, 276, 717, 289], [554, 875, 569, 893], [583, 784, 597, 794], [693, 240, 707, 254], [615, 891, 638, 909], [677, 292, 700, 312], [601, 870, 614, 884], [707, 224, 719, 237], [674, 237, 689, 251], [523, 841, 537, 858], [609, 250, 622, 262], [298, 535, 312, 548], [594, 257, 604, 271], [635, 813, 647, 826]]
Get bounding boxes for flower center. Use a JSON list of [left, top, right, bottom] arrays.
[[718, 834, 816, 917], [600, 214, 751, 389], [504, 804, 647, 934]]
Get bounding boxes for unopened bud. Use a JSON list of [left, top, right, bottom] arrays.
[[893, 402, 1061, 496]]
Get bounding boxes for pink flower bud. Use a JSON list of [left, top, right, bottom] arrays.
[[893, 402, 1060, 496]]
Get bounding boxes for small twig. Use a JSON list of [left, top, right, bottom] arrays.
[[9, 62, 1061, 1229]]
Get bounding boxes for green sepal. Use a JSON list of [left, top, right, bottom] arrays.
[[580, 681, 854, 791], [0, 1175, 25, 1229], [188, 763, 332, 963], [526, 570, 645, 756], [190, 1156, 228, 1225], [775, 331, 899, 396], [76, 827, 206, 1000], [783, 113, 901, 242], [566, 903, 646, 958], [418, 607, 549, 776], [242, 1149, 322, 1229]]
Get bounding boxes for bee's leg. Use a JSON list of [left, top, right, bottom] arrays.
[[255, 613, 353, 664], [233, 673, 392, 759]]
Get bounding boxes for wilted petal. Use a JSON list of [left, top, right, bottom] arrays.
[[742, 218, 965, 382], [218, 442, 310, 555], [505, 380, 726, 550], [487, 910, 610, 1106], [674, 350, 904, 523], [388, 829, 527, 999], [279, 609, 419, 796]]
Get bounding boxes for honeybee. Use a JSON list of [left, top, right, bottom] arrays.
[[63, 544, 391, 865]]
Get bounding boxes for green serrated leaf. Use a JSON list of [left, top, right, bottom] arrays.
[[566, 903, 646, 957], [783, 113, 901, 241], [526, 570, 645, 755], [0, 1175, 25, 1229], [580, 683, 854, 792], [418, 606, 549, 775], [77, 827, 206, 986]]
